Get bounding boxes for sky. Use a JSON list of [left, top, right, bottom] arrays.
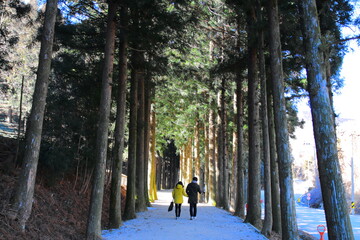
[[297, 1, 360, 128], [333, 0, 360, 122], [334, 35, 360, 122]]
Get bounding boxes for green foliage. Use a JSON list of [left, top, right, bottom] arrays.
[[4, 0, 355, 180], [40, 17, 105, 174]]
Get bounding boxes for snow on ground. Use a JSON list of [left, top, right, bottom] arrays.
[[102, 180, 360, 240], [294, 179, 360, 240], [102, 190, 268, 240]]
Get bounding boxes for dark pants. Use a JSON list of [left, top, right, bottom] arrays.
[[189, 203, 197, 217], [175, 203, 182, 217]]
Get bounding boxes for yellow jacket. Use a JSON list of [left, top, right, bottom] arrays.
[[172, 183, 188, 204]]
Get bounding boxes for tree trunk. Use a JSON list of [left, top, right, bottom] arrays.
[[234, 67, 245, 218], [87, 1, 118, 239], [245, 3, 261, 228], [8, 0, 57, 230], [194, 119, 200, 178], [301, 0, 354, 239], [204, 118, 210, 202], [186, 139, 192, 184], [258, 5, 272, 235], [109, 4, 128, 229], [123, 53, 139, 220], [267, 0, 299, 238], [216, 88, 226, 209], [267, 87, 281, 234], [144, 76, 152, 207], [15, 76, 25, 165], [222, 80, 229, 211], [149, 103, 158, 202], [135, 52, 147, 212], [208, 108, 216, 205], [316, 0, 337, 131]]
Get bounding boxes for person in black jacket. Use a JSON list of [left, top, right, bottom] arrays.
[[186, 177, 204, 220]]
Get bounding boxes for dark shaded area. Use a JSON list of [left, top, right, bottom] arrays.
[[0, 136, 126, 240], [157, 139, 180, 189]]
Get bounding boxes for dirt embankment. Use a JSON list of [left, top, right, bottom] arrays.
[[0, 136, 114, 240]]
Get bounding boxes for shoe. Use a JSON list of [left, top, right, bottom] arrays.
[[176, 217, 178, 220], [193, 217, 196, 220], [190, 217, 193, 220]]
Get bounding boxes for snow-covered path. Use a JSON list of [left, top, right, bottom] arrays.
[[102, 190, 268, 240], [294, 179, 360, 240], [295, 199, 360, 240]]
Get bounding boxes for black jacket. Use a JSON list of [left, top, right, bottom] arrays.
[[186, 182, 201, 204]]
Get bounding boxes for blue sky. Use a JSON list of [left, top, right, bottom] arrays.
[[334, 1, 360, 121]]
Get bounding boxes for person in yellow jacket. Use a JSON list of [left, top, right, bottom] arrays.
[[172, 181, 188, 219]]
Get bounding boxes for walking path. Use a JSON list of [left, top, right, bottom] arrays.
[[293, 180, 360, 240], [102, 190, 268, 240], [295, 198, 360, 240]]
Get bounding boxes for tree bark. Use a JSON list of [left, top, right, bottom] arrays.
[[194, 119, 200, 179], [258, 5, 272, 235], [208, 107, 216, 205], [234, 67, 245, 218], [149, 104, 158, 202], [144, 76, 152, 207], [316, 0, 337, 130], [267, 88, 281, 234], [204, 117, 210, 203], [8, 0, 57, 230], [135, 51, 147, 212], [123, 53, 139, 221], [109, 4, 128, 229], [301, 0, 354, 239], [267, 0, 299, 238], [230, 92, 237, 209], [15, 75, 25, 166], [217, 82, 228, 209], [86, 1, 118, 239], [244, 3, 261, 228]]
